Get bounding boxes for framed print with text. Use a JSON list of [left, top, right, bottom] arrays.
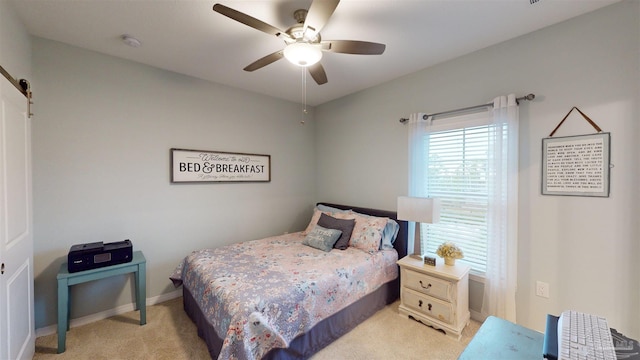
[[171, 148, 270, 183], [541, 133, 610, 197]]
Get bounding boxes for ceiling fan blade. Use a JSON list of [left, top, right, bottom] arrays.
[[303, 0, 340, 39], [213, 3, 292, 41], [308, 63, 328, 85], [321, 40, 386, 55], [243, 50, 284, 72]]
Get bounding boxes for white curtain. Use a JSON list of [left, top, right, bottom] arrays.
[[407, 113, 430, 197], [407, 113, 431, 253], [481, 94, 519, 321]]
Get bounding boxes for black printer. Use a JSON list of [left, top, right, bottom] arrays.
[[67, 239, 133, 273]]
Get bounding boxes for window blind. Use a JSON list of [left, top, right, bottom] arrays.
[[421, 124, 494, 274]]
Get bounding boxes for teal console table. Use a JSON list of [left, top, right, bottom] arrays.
[[56, 250, 146, 353], [458, 315, 543, 360]]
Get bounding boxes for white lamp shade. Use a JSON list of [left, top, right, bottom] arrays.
[[397, 196, 441, 223], [283, 42, 323, 67]]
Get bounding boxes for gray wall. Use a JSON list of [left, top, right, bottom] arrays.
[[0, 1, 31, 78], [31, 39, 317, 328], [315, 0, 639, 337]]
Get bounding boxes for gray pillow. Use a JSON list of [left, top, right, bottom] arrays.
[[302, 225, 342, 252], [317, 213, 355, 250]]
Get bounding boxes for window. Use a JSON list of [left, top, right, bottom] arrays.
[[412, 109, 495, 273]]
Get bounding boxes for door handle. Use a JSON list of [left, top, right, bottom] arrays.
[[1, 263, 4, 274]]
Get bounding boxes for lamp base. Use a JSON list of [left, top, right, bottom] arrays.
[[409, 253, 423, 260]]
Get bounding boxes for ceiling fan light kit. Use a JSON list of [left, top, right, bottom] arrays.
[[213, 0, 385, 85], [283, 42, 322, 67]]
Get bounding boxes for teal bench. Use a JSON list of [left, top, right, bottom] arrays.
[[56, 250, 146, 353], [458, 315, 544, 360]]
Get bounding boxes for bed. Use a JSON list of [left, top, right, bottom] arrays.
[[170, 202, 408, 360]]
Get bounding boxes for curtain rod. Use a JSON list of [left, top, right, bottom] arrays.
[[399, 93, 535, 124]]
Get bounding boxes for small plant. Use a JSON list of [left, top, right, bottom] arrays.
[[436, 242, 464, 259]]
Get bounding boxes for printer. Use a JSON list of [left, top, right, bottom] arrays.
[[67, 239, 133, 273]]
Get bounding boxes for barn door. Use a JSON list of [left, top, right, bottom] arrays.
[[0, 70, 34, 360]]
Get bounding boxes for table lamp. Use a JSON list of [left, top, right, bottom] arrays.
[[397, 196, 441, 260]]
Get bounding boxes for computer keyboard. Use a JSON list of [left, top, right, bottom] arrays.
[[558, 310, 616, 360]]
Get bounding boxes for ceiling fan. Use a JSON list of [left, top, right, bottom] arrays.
[[213, 0, 386, 85]]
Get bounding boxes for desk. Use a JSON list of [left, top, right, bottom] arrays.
[[57, 250, 146, 353], [458, 316, 543, 360]]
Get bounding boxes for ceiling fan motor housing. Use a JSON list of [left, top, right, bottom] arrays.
[[293, 9, 307, 23], [286, 10, 320, 44]]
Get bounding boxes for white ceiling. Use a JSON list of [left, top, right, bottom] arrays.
[[10, 0, 620, 106]]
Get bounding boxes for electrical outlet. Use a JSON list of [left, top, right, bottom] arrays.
[[536, 281, 550, 298]]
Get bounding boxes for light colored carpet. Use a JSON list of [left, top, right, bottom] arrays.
[[34, 297, 480, 360]]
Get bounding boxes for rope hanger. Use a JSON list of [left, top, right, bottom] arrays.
[[548, 106, 602, 137]]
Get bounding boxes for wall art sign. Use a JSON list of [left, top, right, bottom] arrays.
[[541, 133, 610, 197], [171, 148, 270, 183]]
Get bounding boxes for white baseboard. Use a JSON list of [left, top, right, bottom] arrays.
[[470, 308, 488, 323], [35, 289, 182, 338], [148, 289, 182, 305]]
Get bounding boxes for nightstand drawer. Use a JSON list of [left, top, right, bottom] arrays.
[[402, 288, 453, 324], [403, 269, 452, 302]]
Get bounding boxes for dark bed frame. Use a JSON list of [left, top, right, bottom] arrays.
[[181, 202, 408, 359]]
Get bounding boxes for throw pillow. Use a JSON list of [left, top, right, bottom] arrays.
[[302, 225, 342, 252], [317, 213, 356, 250]]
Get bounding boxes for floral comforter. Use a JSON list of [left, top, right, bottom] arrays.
[[170, 232, 398, 360]]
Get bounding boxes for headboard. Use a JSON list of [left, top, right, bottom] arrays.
[[317, 202, 408, 259]]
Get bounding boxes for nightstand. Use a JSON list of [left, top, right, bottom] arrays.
[[397, 255, 470, 340]]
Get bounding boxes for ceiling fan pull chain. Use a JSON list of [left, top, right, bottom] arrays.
[[301, 67, 307, 124]]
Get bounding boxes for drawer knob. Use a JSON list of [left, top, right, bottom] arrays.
[[418, 300, 423, 307], [428, 303, 432, 311], [419, 280, 432, 290]]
